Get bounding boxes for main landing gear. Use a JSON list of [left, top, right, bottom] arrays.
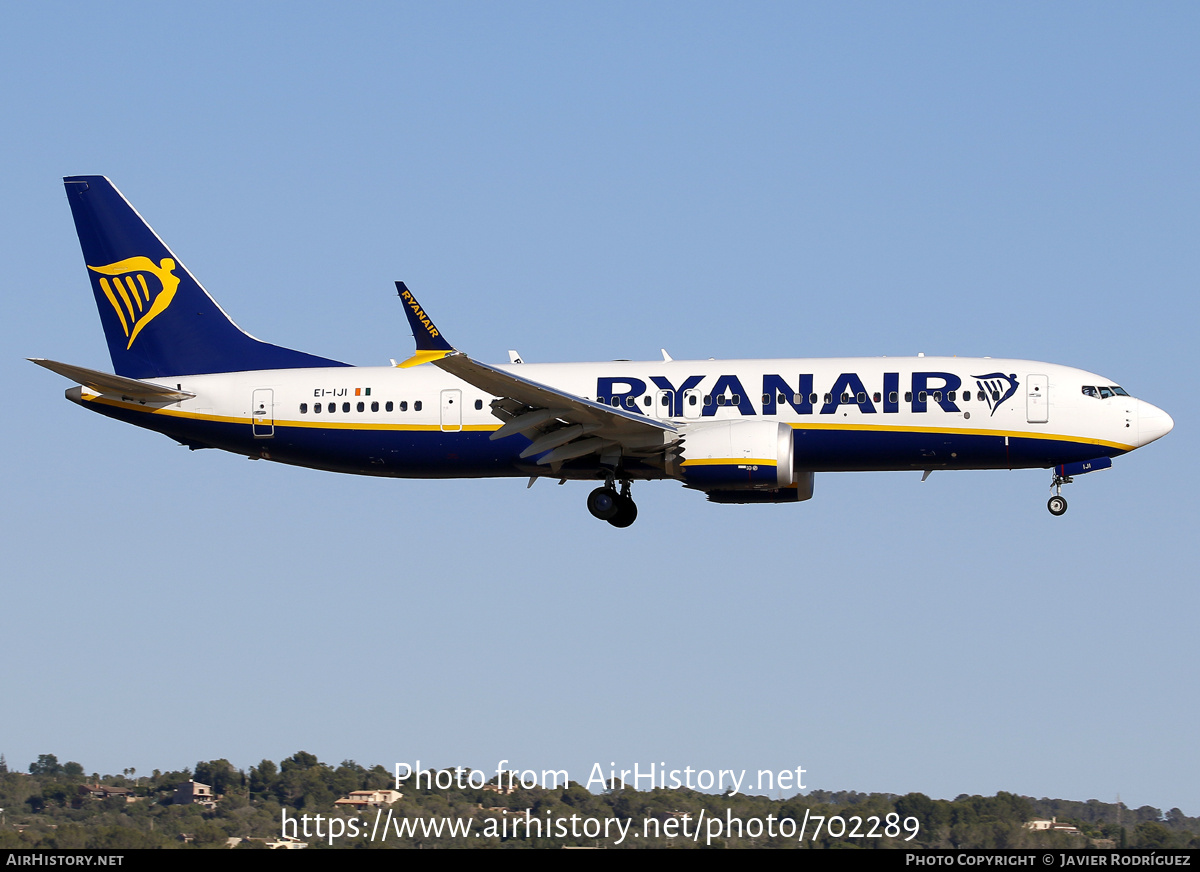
[[587, 478, 638, 528], [1047, 471, 1071, 516]]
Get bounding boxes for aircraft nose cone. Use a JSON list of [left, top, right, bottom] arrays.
[[1137, 400, 1174, 447]]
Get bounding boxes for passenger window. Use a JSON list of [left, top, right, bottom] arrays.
[[371, 401, 379, 412], [856, 391, 866, 403], [809, 393, 818, 405], [732, 395, 740, 404], [948, 391, 956, 402], [918, 391, 927, 402], [415, 401, 423, 411], [991, 391, 999, 401], [717, 395, 726, 406], [905, 392, 912, 403], [625, 397, 635, 408], [762, 394, 771, 404], [386, 401, 394, 412], [343, 402, 351, 413], [688, 395, 697, 406], [328, 403, 335, 413], [824, 393, 832, 404], [873, 392, 881, 403], [300, 403, 308, 414], [644, 396, 651, 407], [475, 399, 483, 410], [977, 391, 985, 401], [704, 395, 713, 406], [357, 401, 365, 412], [933, 391, 941, 402], [841, 393, 850, 403], [611, 397, 620, 406], [889, 392, 898, 403], [960, 391, 968, 402]]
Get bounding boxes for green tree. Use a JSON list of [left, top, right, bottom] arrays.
[[895, 792, 947, 842], [282, 751, 319, 771], [29, 754, 61, 776], [190, 821, 228, 848], [194, 759, 238, 796], [1135, 822, 1174, 848], [249, 760, 278, 800]]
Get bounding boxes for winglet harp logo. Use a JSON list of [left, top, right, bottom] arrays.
[[88, 257, 180, 349]]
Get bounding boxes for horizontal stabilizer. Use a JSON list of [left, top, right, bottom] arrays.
[[29, 358, 195, 401]]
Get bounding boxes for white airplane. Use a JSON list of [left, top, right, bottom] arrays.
[[33, 176, 1173, 527]]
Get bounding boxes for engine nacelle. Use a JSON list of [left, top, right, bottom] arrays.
[[668, 420, 796, 491], [706, 471, 815, 503]]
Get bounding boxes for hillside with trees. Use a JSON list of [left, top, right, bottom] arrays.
[[0, 752, 1195, 849]]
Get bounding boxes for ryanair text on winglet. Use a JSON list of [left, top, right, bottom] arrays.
[[400, 288, 440, 341]]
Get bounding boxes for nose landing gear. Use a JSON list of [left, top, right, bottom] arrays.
[[587, 478, 638, 527], [1047, 471, 1071, 516]]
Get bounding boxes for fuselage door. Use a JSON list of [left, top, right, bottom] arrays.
[[683, 389, 703, 420], [655, 389, 673, 419], [252, 388, 274, 438], [440, 389, 462, 432], [1027, 374, 1049, 424]]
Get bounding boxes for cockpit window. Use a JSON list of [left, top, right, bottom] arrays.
[[1111, 386, 1130, 397], [1098, 386, 1114, 399], [1082, 386, 1098, 398]]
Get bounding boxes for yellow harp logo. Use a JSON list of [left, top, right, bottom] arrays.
[[88, 257, 180, 349]]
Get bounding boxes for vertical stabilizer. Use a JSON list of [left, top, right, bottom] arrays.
[[63, 176, 349, 378]]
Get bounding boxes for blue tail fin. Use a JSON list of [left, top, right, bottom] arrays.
[[63, 176, 349, 378]]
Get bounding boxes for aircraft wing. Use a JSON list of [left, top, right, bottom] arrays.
[[394, 282, 676, 466], [29, 358, 196, 401]]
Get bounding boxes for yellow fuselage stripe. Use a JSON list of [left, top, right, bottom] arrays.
[[786, 420, 1132, 451], [680, 458, 777, 467]]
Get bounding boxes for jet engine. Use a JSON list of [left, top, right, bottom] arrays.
[[668, 420, 797, 491]]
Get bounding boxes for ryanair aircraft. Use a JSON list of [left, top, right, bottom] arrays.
[[33, 176, 1173, 527]]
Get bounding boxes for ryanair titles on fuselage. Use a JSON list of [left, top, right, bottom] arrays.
[[594, 369, 1020, 418]]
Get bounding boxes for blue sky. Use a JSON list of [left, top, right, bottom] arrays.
[[2, 3, 1197, 815]]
